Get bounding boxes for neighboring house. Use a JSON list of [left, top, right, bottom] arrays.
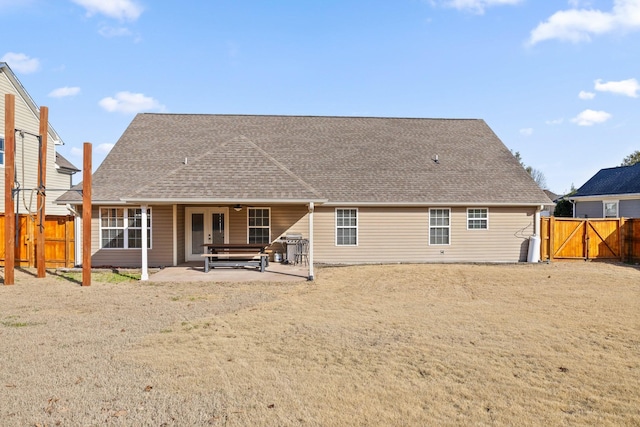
[[58, 114, 551, 278], [0, 62, 79, 216], [570, 163, 640, 219]]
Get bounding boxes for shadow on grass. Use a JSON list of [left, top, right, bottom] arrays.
[[45, 268, 141, 285], [46, 269, 82, 285]]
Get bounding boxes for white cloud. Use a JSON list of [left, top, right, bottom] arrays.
[[578, 90, 595, 99], [99, 91, 165, 114], [96, 143, 115, 154], [0, 52, 40, 73], [48, 86, 81, 98], [546, 118, 564, 125], [528, 0, 640, 45], [519, 128, 534, 136], [432, 0, 522, 14], [594, 78, 640, 97], [71, 0, 143, 21], [571, 109, 612, 126]]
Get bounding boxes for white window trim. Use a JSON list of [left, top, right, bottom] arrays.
[[467, 207, 489, 230], [335, 208, 358, 246], [247, 207, 271, 244], [99, 206, 152, 250], [429, 208, 451, 246], [602, 200, 619, 218]]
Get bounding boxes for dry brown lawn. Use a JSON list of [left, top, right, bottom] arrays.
[[1, 262, 639, 426]]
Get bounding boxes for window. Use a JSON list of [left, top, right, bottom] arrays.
[[100, 207, 151, 249], [336, 208, 357, 246], [467, 208, 488, 229], [248, 208, 270, 244], [0, 135, 4, 165], [429, 208, 450, 245], [603, 201, 618, 218]]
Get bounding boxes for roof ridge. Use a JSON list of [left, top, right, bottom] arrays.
[[240, 136, 325, 199], [138, 112, 483, 121]]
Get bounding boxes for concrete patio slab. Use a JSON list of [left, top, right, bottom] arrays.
[[148, 261, 311, 283]]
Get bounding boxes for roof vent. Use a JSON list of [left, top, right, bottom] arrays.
[[432, 154, 439, 164]]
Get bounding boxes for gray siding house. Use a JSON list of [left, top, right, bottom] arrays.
[[59, 114, 551, 279], [571, 163, 640, 219], [0, 62, 78, 216]]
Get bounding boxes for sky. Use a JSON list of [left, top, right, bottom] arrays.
[[1, 0, 639, 195]]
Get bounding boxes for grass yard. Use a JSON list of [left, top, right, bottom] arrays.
[[1, 262, 639, 426]]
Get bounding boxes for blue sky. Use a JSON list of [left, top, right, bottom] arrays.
[[1, 0, 639, 194]]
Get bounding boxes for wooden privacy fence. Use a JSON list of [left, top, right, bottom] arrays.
[[0, 214, 75, 268], [541, 217, 640, 262]]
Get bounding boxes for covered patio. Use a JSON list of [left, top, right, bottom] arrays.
[[148, 260, 311, 283]]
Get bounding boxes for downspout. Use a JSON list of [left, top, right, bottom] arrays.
[[308, 202, 314, 281], [527, 205, 542, 263], [534, 205, 542, 237]]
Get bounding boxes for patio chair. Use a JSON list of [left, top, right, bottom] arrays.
[[294, 239, 309, 266]]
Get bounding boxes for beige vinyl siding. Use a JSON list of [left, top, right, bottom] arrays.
[[176, 205, 185, 264], [312, 206, 535, 263], [91, 205, 173, 268], [0, 71, 70, 215], [47, 167, 74, 215], [227, 205, 308, 245]]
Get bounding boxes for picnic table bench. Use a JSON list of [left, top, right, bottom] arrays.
[[202, 244, 269, 273]]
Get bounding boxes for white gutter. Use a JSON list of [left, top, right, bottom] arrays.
[[322, 201, 550, 207], [121, 197, 328, 205], [570, 193, 640, 202]]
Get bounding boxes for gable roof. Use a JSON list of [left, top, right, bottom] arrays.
[[59, 114, 551, 206], [55, 152, 80, 174], [0, 62, 64, 145], [573, 163, 640, 198]]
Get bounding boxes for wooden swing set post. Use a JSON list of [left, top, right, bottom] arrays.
[[36, 106, 48, 278], [4, 94, 15, 285], [82, 142, 92, 287]]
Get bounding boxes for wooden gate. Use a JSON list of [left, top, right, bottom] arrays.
[[0, 214, 75, 268], [541, 217, 623, 261]]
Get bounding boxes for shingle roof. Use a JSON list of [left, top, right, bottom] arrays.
[[55, 152, 80, 173], [573, 163, 640, 197], [59, 114, 551, 205]]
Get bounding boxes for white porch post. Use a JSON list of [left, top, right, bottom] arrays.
[[172, 204, 178, 266], [141, 204, 149, 281], [308, 202, 314, 281]]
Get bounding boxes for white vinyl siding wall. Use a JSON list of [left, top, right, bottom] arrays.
[[0, 71, 72, 215], [85, 204, 535, 267], [91, 205, 173, 267], [312, 206, 535, 263]]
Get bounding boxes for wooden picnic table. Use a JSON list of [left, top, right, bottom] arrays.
[[201, 243, 270, 272], [203, 243, 268, 253]]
